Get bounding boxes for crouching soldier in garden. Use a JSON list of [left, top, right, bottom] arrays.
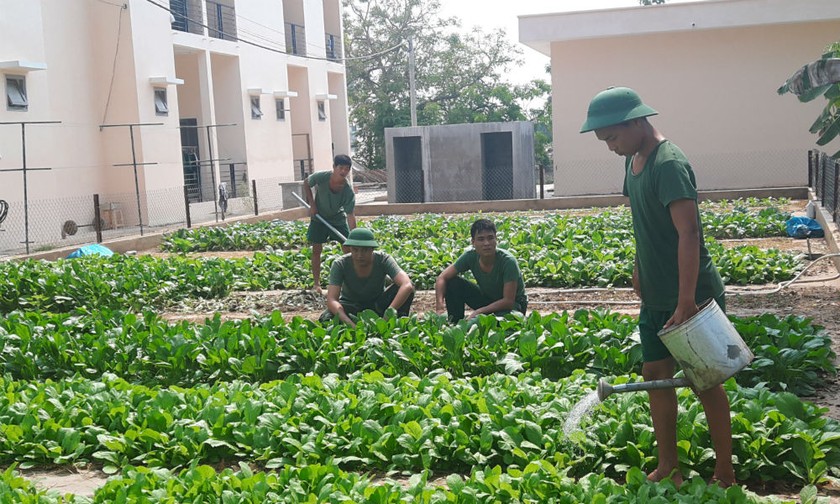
[[434, 218, 527, 322], [319, 228, 415, 327]]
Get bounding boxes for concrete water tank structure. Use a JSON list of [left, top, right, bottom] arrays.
[[384, 122, 536, 203]]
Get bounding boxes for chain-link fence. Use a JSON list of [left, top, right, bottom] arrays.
[[808, 149, 840, 232], [0, 176, 318, 257]]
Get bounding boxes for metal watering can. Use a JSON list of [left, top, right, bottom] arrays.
[[597, 299, 754, 401]]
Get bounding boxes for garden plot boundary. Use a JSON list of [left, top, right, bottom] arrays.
[[6, 187, 810, 263], [810, 188, 840, 273]]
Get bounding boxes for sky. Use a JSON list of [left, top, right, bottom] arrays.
[[438, 0, 703, 84]]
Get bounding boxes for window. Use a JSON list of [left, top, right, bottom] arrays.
[[275, 98, 285, 121], [317, 100, 326, 121], [6, 75, 28, 111], [251, 95, 262, 119], [154, 88, 168, 116]]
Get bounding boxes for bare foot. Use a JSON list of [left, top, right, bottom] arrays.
[[647, 467, 683, 487], [709, 475, 736, 488]]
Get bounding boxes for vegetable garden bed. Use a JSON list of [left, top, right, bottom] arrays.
[[1, 198, 839, 502]]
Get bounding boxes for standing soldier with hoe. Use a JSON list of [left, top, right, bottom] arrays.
[[580, 87, 736, 488], [304, 154, 356, 294]]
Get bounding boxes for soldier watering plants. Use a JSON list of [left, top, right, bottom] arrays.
[[580, 87, 736, 488]]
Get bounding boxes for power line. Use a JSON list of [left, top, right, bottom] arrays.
[[101, 3, 127, 126], [344, 43, 403, 61], [144, 0, 402, 64], [88, 0, 126, 7], [199, 2, 400, 61]]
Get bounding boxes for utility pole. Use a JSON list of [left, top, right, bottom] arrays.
[[408, 37, 417, 127]]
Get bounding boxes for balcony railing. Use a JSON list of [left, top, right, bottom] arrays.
[[206, 0, 237, 41], [285, 23, 307, 56], [325, 33, 342, 61], [171, 0, 203, 35]]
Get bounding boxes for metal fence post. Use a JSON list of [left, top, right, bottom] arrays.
[[814, 152, 820, 193], [835, 161, 840, 224], [539, 166, 545, 199], [93, 194, 103, 243], [183, 186, 192, 228], [820, 152, 827, 203], [252, 179, 259, 215], [807, 150, 814, 187]]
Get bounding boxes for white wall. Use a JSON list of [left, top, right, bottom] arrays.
[[125, 0, 186, 194], [329, 70, 350, 156], [235, 0, 293, 180], [550, 20, 839, 195], [0, 1, 46, 200], [0, 0, 350, 235]]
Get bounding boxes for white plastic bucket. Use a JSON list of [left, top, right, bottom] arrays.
[[657, 298, 754, 391]]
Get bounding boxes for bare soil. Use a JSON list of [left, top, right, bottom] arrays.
[[154, 229, 840, 422], [25, 201, 840, 500], [21, 466, 104, 499]]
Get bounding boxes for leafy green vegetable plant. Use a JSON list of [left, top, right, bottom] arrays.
[[0, 372, 837, 484], [0, 310, 832, 395]]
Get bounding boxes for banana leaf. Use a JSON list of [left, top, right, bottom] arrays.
[[777, 58, 840, 99]]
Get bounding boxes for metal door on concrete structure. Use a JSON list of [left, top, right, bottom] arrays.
[[292, 133, 313, 180], [393, 136, 424, 203], [481, 132, 513, 200], [180, 118, 204, 202]]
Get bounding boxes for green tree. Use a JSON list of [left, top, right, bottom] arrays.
[[343, 0, 551, 171], [519, 74, 553, 174]]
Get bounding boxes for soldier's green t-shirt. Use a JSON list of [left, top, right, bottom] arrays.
[[328, 251, 402, 305], [453, 248, 527, 309], [308, 170, 355, 224], [622, 140, 724, 311]]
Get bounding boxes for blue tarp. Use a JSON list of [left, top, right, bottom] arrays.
[[66, 244, 114, 258], [786, 216, 824, 239]]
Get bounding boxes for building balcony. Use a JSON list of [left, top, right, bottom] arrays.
[[325, 33, 342, 61], [285, 23, 306, 56], [171, 0, 237, 41], [170, 0, 203, 35], [206, 0, 237, 41]]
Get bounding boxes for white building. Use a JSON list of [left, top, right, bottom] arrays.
[[520, 0, 840, 196], [0, 0, 349, 249]]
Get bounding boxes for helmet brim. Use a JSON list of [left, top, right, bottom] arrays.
[[344, 239, 378, 248], [580, 104, 658, 133]]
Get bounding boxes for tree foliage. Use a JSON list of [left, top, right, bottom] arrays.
[[778, 42, 840, 157], [343, 0, 551, 170]]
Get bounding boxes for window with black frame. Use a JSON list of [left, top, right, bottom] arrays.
[[6, 75, 28, 111]]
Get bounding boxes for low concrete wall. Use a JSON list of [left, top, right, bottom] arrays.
[[6, 186, 808, 262], [353, 187, 808, 217], [809, 189, 840, 272], [4, 206, 308, 262]]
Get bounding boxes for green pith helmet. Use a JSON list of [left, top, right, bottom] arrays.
[[344, 227, 378, 248], [580, 86, 658, 133]]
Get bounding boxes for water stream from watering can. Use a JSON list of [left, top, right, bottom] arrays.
[[563, 391, 602, 436]]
